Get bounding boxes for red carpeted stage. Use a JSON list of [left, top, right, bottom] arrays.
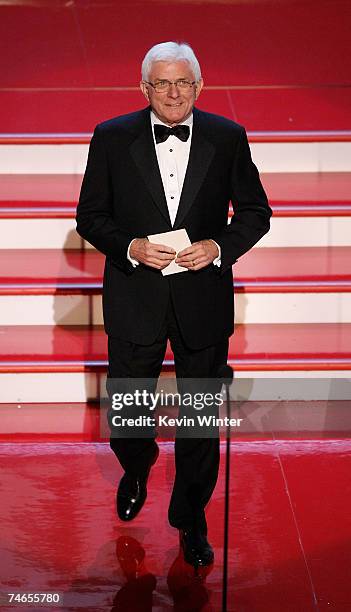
[[0, 1, 351, 610]]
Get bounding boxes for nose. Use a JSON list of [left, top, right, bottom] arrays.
[[167, 83, 180, 98]]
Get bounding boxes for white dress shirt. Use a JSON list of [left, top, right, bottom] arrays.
[[151, 110, 193, 226], [127, 110, 221, 266]]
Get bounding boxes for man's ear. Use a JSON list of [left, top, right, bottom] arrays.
[[140, 81, 150, 102], [195, 78, 204, 100]]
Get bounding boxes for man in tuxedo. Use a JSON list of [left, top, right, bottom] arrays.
[[76, 41, 272, 567]]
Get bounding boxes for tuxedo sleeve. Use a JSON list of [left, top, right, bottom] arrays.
[[76, 125, 135, 274], [213, 126, 272, 275]]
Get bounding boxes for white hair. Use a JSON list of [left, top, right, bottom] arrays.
[[141, 41, 202, 82]]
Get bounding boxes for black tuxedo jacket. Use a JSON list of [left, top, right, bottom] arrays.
[[76, 106, 272, 349]]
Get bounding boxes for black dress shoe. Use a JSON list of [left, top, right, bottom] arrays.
[[117, 445, 159, 521], [179, 528, 214, 567]]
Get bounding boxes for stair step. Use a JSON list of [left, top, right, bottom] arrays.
[[0, 324, 350, 373], [0, 247, 350, 295], [0, 402, 101, 441], [2, 142, 351, 174], [1, 215, 349, 249], [1, 173, 350, 218], [261, 172, 351, 216], [1, 292, 350, 325]]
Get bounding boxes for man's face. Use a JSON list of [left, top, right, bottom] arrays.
[[140, 60, 203, 126]]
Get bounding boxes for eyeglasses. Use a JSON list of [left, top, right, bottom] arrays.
[[144, 79, 196, 93]]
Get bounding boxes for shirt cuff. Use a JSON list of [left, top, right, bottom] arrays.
[[211, 240, 221, 267], [127, 239, 139, 267]]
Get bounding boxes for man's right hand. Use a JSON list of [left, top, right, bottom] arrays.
[[129, 238, 176, 270]]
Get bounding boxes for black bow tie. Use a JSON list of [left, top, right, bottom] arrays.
[[154, 124, 190, 144]]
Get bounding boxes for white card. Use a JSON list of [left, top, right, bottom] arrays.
[[147, 228, 192, 276]]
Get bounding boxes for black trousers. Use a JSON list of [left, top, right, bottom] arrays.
[[106, 292, 229, 533]]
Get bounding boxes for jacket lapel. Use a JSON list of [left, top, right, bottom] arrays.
[[173, 108, 215, 229], [129, 108, 172, 226]]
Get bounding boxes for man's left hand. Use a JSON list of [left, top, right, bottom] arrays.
[[175, 240, 219, 271]]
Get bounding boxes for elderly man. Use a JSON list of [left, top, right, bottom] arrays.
[[76, 41, 271, 567]]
